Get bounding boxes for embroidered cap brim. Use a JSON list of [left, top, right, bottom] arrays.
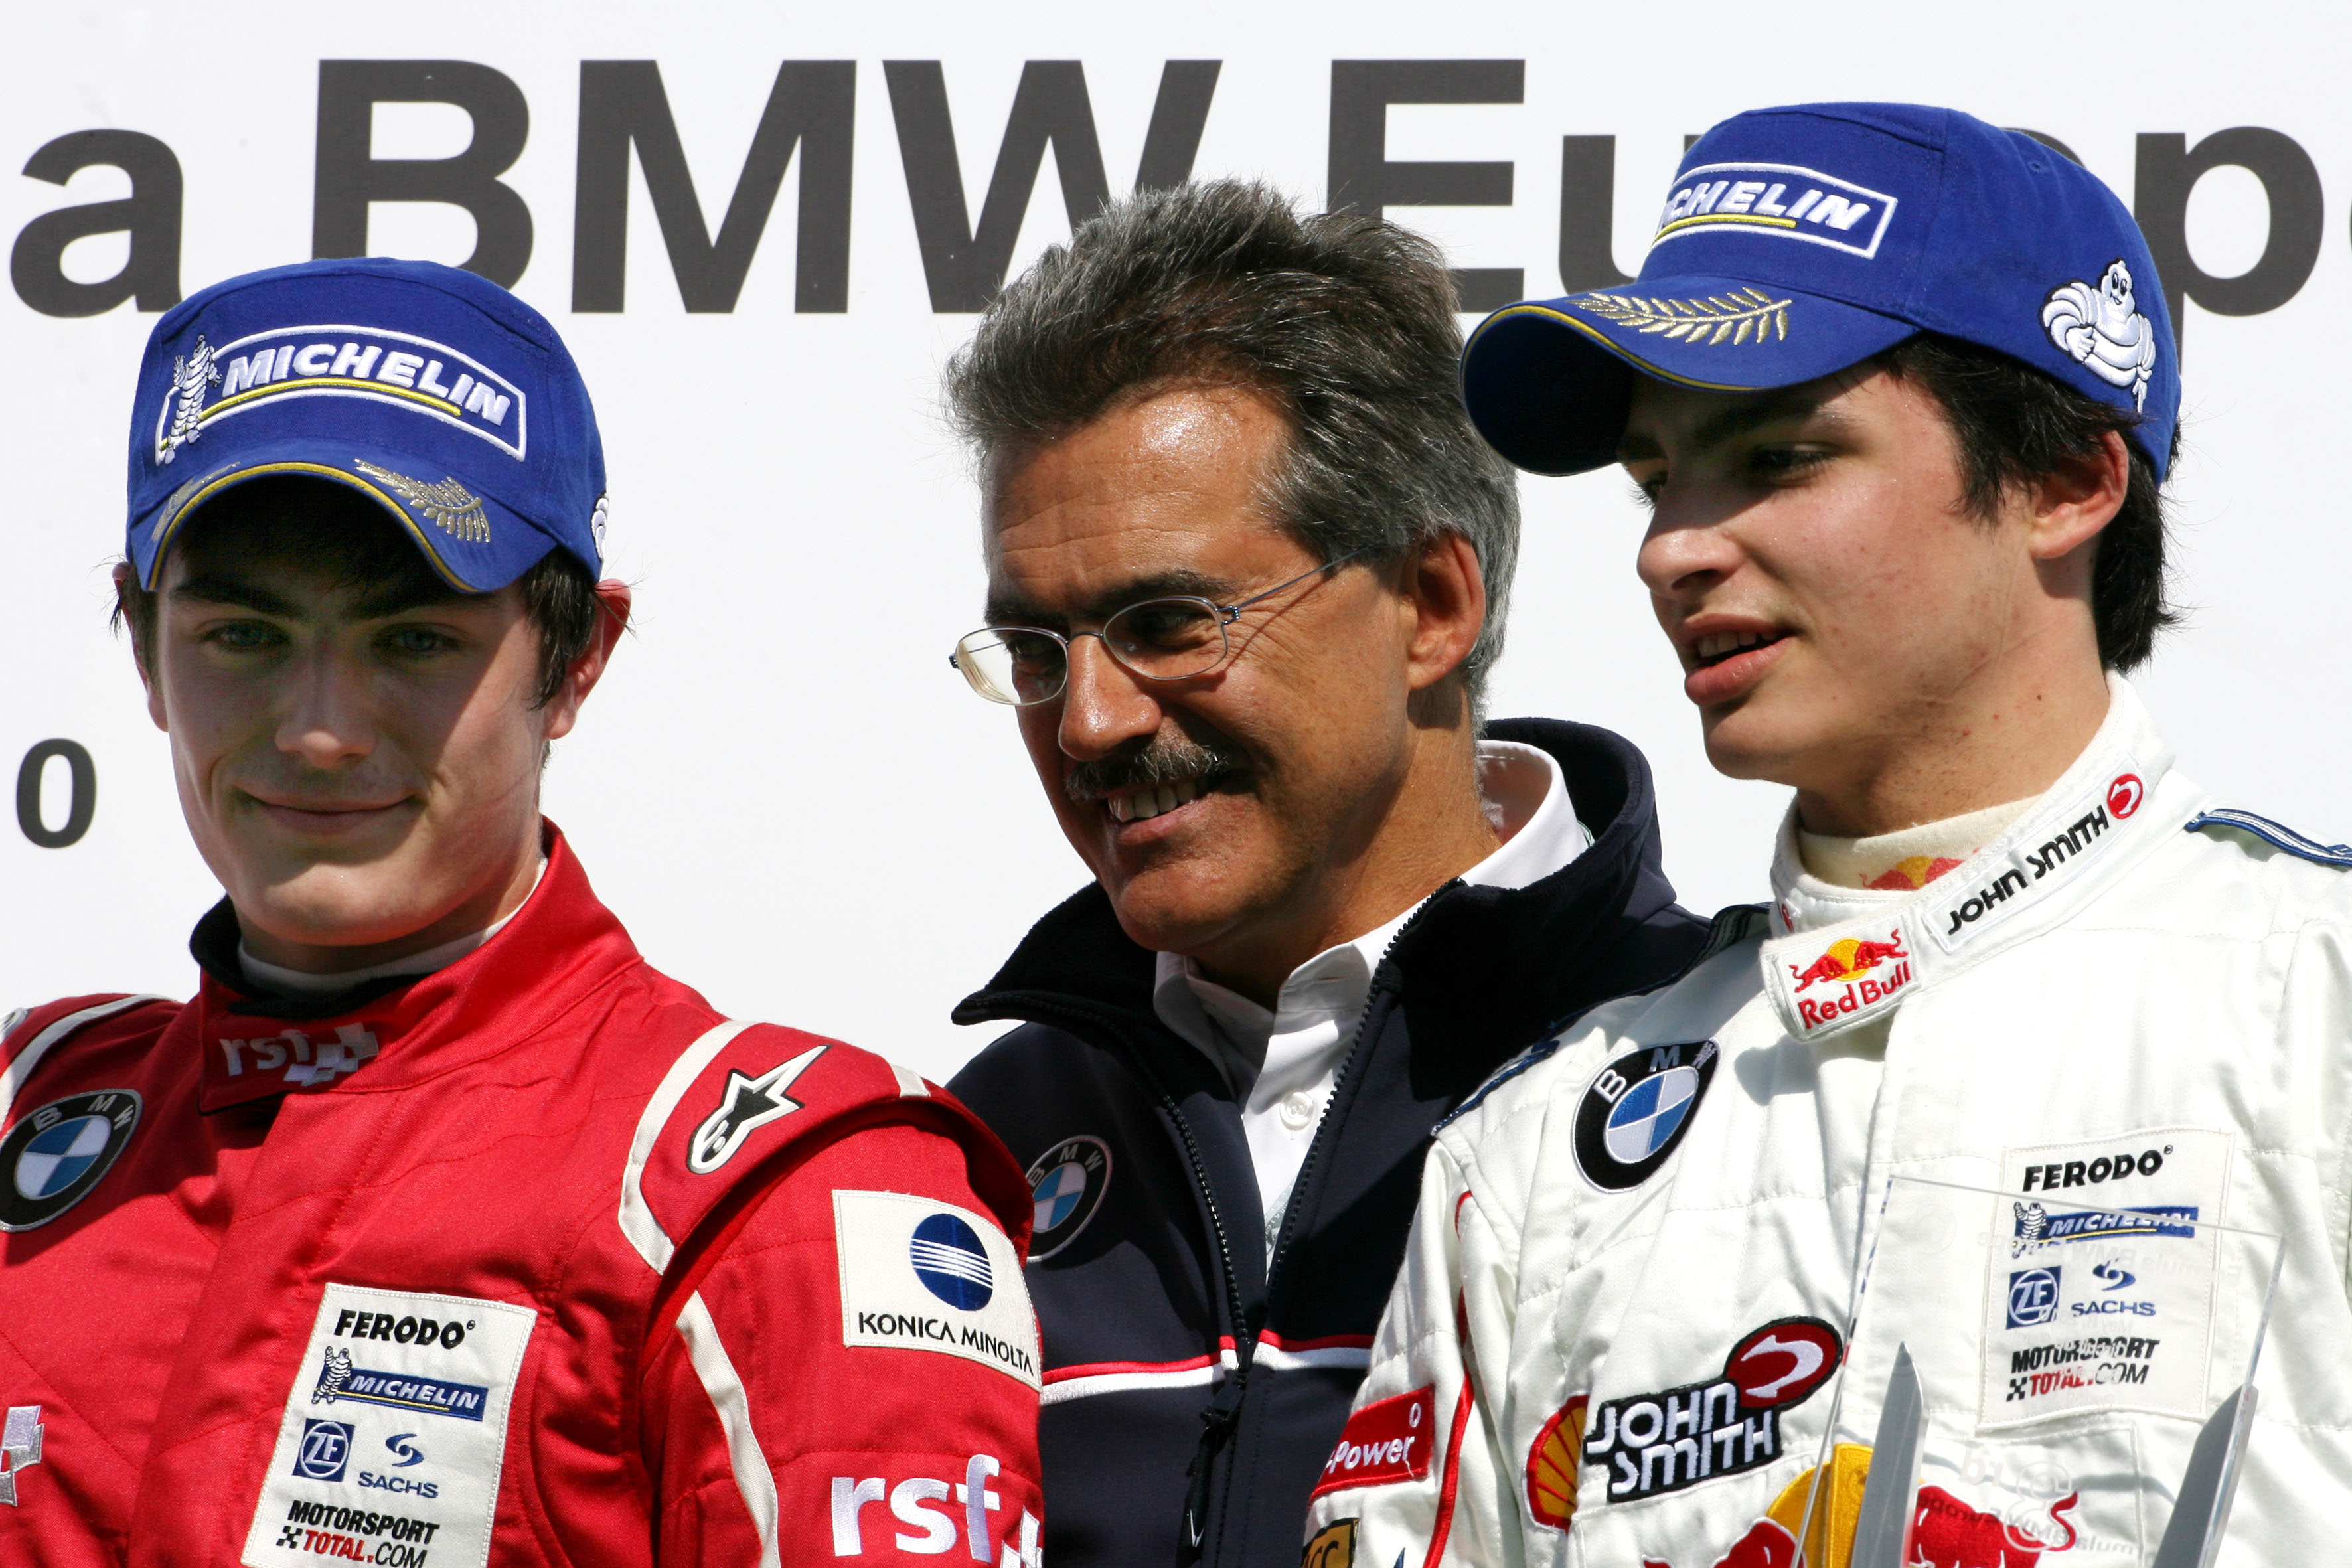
[[1461, 278, 1918, 476], [129, 438, 558, 593]]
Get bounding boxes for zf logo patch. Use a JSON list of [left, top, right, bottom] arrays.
[[293, 1420, 354, 1483], [0, 1090, 142, 1231], [1024, 1136, 1111, 1261], [1573, 1042, 1717, 1192]]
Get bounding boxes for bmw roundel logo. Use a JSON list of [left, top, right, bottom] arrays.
[[1572, 1042, 1719, 1193], [0, 1090, 142, 1232], [1024, 1135, 1111, 1261], [910, 1212, 994, 1310]]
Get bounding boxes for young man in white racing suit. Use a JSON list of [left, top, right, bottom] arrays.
[[1301, 102, 2352, 1568]]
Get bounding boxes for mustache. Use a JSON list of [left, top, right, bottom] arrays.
[[1063, 731, 1249, 803]]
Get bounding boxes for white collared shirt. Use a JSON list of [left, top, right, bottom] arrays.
[[1151, 740, 1593, 1253]]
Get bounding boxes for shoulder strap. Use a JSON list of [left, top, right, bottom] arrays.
[[2185, 807, 2352, 870], [1, 995, 172, 1123]]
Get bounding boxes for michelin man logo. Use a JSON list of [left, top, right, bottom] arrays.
[[156, 335, 221, 465], [2041, 260, 2157, 411]]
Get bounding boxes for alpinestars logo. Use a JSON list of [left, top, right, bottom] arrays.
[[687, 1044, 826, 1174], [0, 1406, 43, 1506]]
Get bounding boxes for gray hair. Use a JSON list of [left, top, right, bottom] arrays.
[[943, 179, 1520, 710]]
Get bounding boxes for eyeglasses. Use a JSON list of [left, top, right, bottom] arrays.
[[950, 550, 1364, 707]]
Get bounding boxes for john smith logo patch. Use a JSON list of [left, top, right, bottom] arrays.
[[1573, 1041, 1718, 1192], [0, 1090, 141, 1231], [1581, 1316, 1842, 1506], [1024, 1135, 1111, 1261]]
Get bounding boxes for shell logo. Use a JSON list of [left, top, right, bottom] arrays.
[[1524, 1395, 1587, 1530]]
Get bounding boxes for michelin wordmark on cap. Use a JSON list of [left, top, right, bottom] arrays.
[[127, 257, 609, 593], [1461, 102, 2179, 483]]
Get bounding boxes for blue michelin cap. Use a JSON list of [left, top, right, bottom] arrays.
[[128, 257, 606, 591], [1462, 103, 2179, 482]]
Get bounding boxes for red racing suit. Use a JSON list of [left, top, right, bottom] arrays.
[[0, 827, 1043, 1568]]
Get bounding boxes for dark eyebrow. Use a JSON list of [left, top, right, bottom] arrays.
[[1617, 388, 1842, 465], [169, 572, 469, 621], [985, 567, 1241, 627], [170, 573, 299, 617]]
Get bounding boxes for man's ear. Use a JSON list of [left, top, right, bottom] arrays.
[[1402, 531, 1488, 694], [112, 562, 169, 732], [540, 582, 633, 743], [2028, 430, 2131, 564]]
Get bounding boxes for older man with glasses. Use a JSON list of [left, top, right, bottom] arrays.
[[939, 181, 1711, 1568]]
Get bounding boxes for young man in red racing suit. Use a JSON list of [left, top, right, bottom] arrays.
[[0, 257, 1043, 1568]]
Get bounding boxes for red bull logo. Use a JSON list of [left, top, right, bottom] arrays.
[[1638, 1447, 2082, 1568], [1911, 1484, 2078, 1567], [1787, 931, 1913, 1028], [1789, 933, 1908, 991]]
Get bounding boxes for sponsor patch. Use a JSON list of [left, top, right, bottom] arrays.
[[835, 1190, 1041, 1389], [827, 1453, 1039, 1563], [1573, 1041, 1718, 1192], [244, 1284, 536, 1568], [1024, 1135, 1111, 1261], [1650, 161, 1899, 258], [1581, 1316, 1841, 1506], [153, 324, 528, 465], [1524, 1395, 1587, 1531], [0, 1090, 141, 1231], [293, 1419, 354, 1483], [1927, 767, 2142, 954], [1783, 928, 1915, 1032], [216, 1025, 382, 1095], [686, 1044, 826, 1175], [1300, 1518, 1356, 1568], [1311, 1385, 1434, 1498], [2006, 1267, 2063, 1329], [2043, 261, 2158, 412], [0, 1405, 43, 1506], [1982, 1129, 2231, 1427]]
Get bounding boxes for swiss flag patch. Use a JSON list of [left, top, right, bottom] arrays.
[[1310, 1384, 1435, 1498]]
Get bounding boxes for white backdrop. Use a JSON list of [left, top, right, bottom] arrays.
[[5, 0, 2347, 1080]]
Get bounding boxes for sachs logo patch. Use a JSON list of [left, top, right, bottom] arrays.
[[0, 1090, 142, 1231], [1573, 1041, 1717, 1192], [1024, 1135, 1111, 1261]]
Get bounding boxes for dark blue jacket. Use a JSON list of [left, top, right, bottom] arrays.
[[949, 718, 1710, 1568]]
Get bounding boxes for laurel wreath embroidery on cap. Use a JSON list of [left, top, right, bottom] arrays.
[[1573, 288, 1791, 345], [354, 459, 493, 544]]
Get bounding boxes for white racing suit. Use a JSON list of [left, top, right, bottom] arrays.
[[1302, 678, 2352, 1568]]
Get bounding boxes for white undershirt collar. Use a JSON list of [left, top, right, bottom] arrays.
[[1151, 740, 1592, 1253], [237, 856, 549, 997]]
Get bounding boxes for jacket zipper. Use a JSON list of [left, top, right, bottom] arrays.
[[1261, 895, 1439, 1322], [979, 995, 1254, 1555], [990, 892, 1446, 1560]]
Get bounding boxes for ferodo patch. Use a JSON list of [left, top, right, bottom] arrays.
[[1980, 1128, 2233, 1428], [243, 1284, 536, 1568], [1573, 1041, 1718, 1192]]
